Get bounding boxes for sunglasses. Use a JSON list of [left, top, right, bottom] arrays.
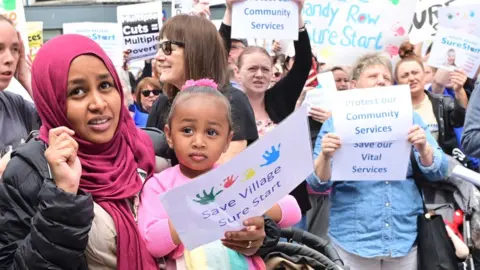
[[141, 89, 162, 97], [157, 40, 185, 55]]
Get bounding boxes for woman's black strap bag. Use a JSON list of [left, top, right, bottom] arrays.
[[410, 151, 458, 270]]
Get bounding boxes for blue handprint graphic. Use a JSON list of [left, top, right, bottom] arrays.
[[260, 144, 281, 167]]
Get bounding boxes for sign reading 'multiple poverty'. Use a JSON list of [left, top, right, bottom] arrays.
[[117, 1, 163, 62]]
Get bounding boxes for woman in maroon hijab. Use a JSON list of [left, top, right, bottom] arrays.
[[0, 34, 268, 270]]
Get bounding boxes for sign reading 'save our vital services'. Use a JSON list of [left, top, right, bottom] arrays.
[[117, 1, 163, 62], [302, 0, 416, 65], [232, 0, 299, 40], [161, 105, 314, 250], [330, 85, 413, 181]]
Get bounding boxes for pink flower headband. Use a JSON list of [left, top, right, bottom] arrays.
[[181, 78, 218, 91]]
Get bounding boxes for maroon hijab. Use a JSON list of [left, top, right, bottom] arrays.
[[32, 34, 158, 270]]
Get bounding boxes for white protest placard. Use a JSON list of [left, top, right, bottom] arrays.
[[332, 140, 411, 181], [451, 0, 480, 6], [438, 5, 480, 37], [428, 26, 480, 78], [63, 23, 124, 67], [303, 72, 336, 111], [409, 0, 459, 44], [160, 105, 314, 250], [117, 1, 163, 62], [1, 0, 28, 52], [302, 0, 416, 66], [332, 85, 413, 144], [232, 0, 299, 40]]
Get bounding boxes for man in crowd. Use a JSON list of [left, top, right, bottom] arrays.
[[228, 38, 247, 89]]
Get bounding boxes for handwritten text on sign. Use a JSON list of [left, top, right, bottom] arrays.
[[332, 85, 413, 144], [302, 0, 416, 65], [332, 140, 410, 181], [161, 105, 313, 250], [232, 0, 299, 40]]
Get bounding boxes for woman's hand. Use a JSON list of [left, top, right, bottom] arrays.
[[450, 69, 467, 93], [407, 125, 428, 154], [272, 41, 282, 54], [408, 125, 434, 166], [44, 127, 82, 194], [292, 0, 305, 27], [191, 0, 211, 17], [226, 0, 245, 12], [321, 133, 341, 158], [222, 216, 265, 256], [15, 32, 32, 96], [309, 107, 331, 123]]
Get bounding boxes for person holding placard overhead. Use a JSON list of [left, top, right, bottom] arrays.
[[306, 53, 449, 270], [222, 0, 312, 228]]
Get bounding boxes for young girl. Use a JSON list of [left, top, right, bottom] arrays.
[[138, 79, 301, 269]]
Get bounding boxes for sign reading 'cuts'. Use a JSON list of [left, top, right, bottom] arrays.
[[117, 1, 163, 62]]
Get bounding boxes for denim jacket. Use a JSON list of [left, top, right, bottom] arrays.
[[306, 112, 449, 258]]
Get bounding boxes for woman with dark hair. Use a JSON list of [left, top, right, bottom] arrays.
[[147, 13, 258, 164], [395, 42, 467, 157], [145, 12, 276, 256]]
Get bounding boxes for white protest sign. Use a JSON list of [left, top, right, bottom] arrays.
[[302, 0, 416, 66], [303, 72, 336, 111], [332, 140, 411, 181], [232, 0, 299, 40], [332, 85, 413, 144], [438, 5, 480, 37], [428, 26, 480, 78], [451, 0, 480, 6], [63, 23, 124, 67], [1, 0, 28, 52], [409, 0, 459, 44], [160, 105, 314, 250], [117, 1, 163, 62]]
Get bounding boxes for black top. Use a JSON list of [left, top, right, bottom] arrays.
[[0, 91, 39, 157], [146, 85, 259, 165], [220, 24, 314, 213], [147, 85, 258, 143], [0, 140, 93, 269]]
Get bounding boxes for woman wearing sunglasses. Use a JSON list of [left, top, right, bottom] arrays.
[[130, 77, 162, 127], [147, 13, 259, 164]]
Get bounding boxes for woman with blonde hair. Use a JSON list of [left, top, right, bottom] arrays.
[[306, 53, 449, 270]]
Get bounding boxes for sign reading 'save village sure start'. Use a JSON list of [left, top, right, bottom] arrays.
[[161, 105, 314, 250]]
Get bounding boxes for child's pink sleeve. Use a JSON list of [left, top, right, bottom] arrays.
[[276, 195, 302, 228], [138, 173, 183, 259]]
